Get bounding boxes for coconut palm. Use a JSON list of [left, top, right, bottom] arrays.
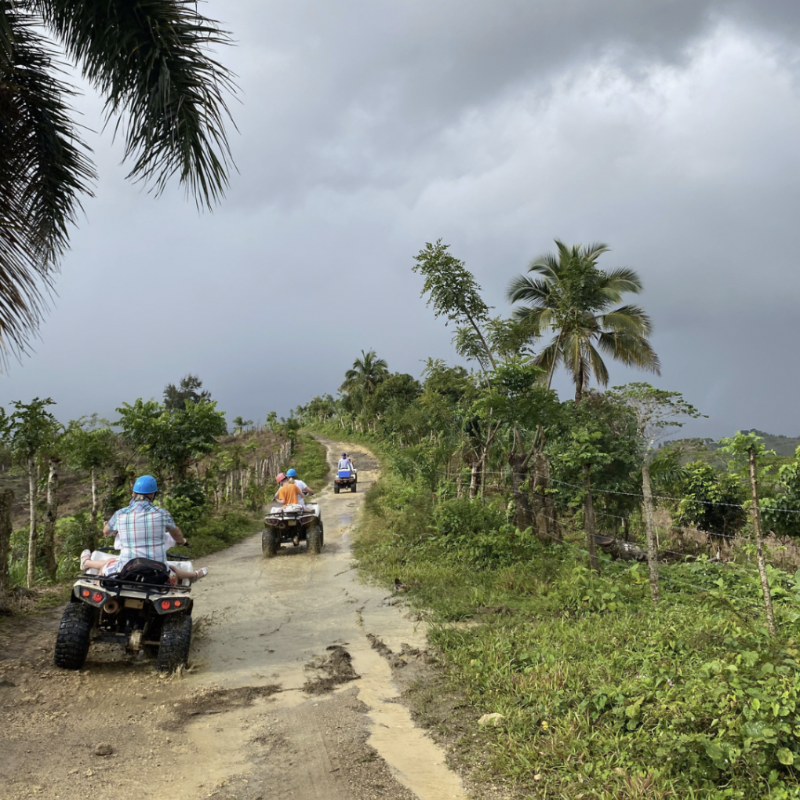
[[507, 241, 660, 401], [341, 350, 389, 397], [0, 0, 236, 364]]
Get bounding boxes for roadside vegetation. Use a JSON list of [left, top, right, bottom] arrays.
[[0, 375, 315, 611], [301, 239, 800, 799]]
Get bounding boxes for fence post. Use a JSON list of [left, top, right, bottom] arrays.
[[749, 446, 776, 636], [641, 463, 660, 605]]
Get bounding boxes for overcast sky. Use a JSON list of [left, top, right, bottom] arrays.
[[2, 0, 800, 439]]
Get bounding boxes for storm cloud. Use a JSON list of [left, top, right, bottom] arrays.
[[2, 0, 800, 438]]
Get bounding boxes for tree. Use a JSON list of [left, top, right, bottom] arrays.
[[413, 240, 496, 371], [61, 417, 116, 549], [0, 1, 236, 365], [164, 374, 211, 410], [508, 241, 660, 400], [607, 382, 705, 604], [231, 416, 253, 435], [0, 398, 59, 587], [265, 411, 300, 454], [340, 351, 389, 416], [719, 432, 777, 635], [116, 398, 227, 486], [549, 393, 642, 571]]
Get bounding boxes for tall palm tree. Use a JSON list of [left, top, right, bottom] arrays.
[[341, 350, 389, 397], [0, 0, 236, 364], [507, 241, 660, 401]]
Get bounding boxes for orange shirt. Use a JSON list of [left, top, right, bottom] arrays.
[[278, 483, 303, 506]]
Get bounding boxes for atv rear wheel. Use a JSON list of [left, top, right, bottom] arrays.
[[156, 612, 192, 673], [307, 523, 323, 555], [333, 484, 340, 494], [262, 528, 279, 558], [351, 483, 357, 493], [54, 601, 95, 670]]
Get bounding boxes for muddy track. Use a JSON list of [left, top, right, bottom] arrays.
[[0, 438, 467, 800]]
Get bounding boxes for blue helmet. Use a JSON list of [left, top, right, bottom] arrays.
[[286, 468, 297, 478], [133, 475, 158, 495]]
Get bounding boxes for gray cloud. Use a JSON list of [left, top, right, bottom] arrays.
[[2, 0, 800, 439]]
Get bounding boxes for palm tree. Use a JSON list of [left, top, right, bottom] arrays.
[[0, 0, 236, 365], [341, 350, 389, 397], [507, 241, 660, 401]]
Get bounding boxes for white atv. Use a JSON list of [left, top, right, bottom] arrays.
[[262, 504, 324, 557], [54, 548, 196, 673]]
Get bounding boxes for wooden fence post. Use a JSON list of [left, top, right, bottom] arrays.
[[642, 463, 660, 605], [749, 446, 776, 636], [583, 465, 600, 574]]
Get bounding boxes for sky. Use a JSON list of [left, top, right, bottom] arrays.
[[2, 0, 800, 440]]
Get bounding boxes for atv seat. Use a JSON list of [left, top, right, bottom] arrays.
[[117, 558, 171, 586]]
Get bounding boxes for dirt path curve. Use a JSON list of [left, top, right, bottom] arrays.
[[0, 438, 468, 800]]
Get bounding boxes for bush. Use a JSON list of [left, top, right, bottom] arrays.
[[162, 477, 207, 529]]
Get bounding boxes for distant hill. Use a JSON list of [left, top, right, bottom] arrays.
[[740, 430, 800, 457], [664, 430, 800, 462]]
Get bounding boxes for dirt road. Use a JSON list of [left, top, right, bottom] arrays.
[[0, 439, 467, 800]]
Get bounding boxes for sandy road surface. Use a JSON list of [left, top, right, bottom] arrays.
[[0, 438, 467, 800]]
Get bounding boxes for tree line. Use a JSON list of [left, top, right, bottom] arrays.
[[296, 239, 800, 627], [0, 375, 287, 602]]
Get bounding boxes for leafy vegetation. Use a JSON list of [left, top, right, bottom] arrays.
[[0, 374, 291, 601], [296, 238, 800, 798]]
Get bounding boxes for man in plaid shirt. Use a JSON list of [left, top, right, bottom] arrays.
[[105, 494, 184, 569], [80, 475, 208, 582]]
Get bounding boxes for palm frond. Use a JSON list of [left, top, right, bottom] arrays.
[[526, 252, 560, 282], [532, 335, 561, 380], [35, 0, 237, 208], [599, 304, 653, 337], [586, 341, 610, 387], [581, 242, 610, 262], [596, 331, 661, 374], [602, 267, 643, 299], [0, 4, 95, 364], [507, 274, 552, 306]]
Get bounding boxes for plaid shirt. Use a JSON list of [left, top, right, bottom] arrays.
[[108, 500, 176, 568]]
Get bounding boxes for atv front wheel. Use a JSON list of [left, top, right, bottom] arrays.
[[262, 528, 278, 558], [156, 612, 192, 673], [307, 523, 323, 555], [54, 601, 95, 670]]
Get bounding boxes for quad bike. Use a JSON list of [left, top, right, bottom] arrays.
[[333, 467, 357, 494], [262, 504, 324, 557], [54, 548, 196, 673]]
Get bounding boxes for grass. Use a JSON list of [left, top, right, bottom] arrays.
[[353, 468, 800, 800]]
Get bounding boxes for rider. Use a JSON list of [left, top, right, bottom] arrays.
[[80, 475, 208, 582], [338, 452, 355, 472], [274, 472, 305, 507], [285, 468, 313, 500]]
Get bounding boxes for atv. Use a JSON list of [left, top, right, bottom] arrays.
[[333, 467, 357, 493], [54, 548, 195, 673], [262, 503, 324, 557]]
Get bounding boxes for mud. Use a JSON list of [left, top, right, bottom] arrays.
[[0, 437, 468, 800], [303, 644, 360, 694]]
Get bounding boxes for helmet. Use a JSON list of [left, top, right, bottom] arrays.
[[133, 475, 158, 494], [286, 468, 297, 477], [275, 472, 286, 484]]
